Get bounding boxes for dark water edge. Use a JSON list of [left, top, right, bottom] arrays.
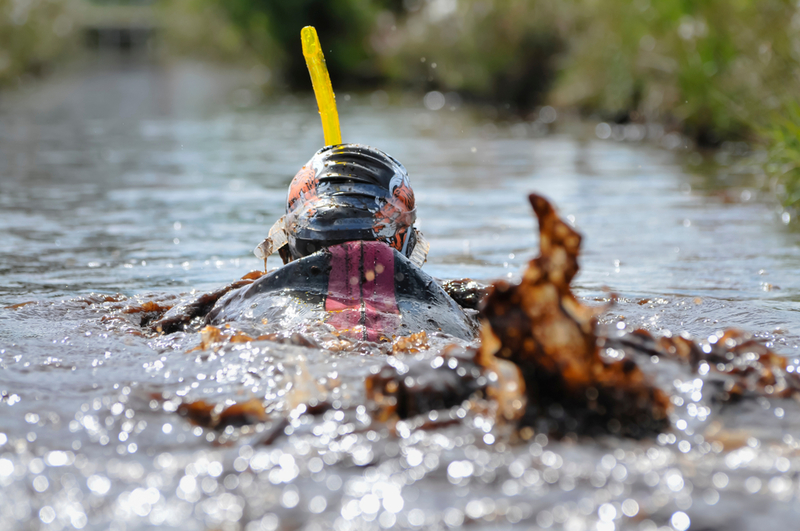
[[2, 58, 800, 530]]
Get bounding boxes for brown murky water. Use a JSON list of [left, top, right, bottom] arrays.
[[2, 58, 800, 530]]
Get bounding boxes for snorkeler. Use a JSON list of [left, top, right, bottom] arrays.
[[150, 28, 482, 342], [253, 143, 427, 273], [152, 143, 479, 342]]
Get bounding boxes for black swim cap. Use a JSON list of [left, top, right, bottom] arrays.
[[284, 144, 417, 259]]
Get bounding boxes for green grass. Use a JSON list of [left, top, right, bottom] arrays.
[[551, 0, 799, 145]]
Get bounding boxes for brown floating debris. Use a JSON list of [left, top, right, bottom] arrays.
[[151, 270, 265, 334], [391, 331, 429, 355], [614, 327, 800, 402], [73, 293, 178, 331], [478, 194, 670, 437], [122, 300, 172, 314], [176, 400, 216, 426], [74, 294, 128, 307], [119, 300, 174, 328], [702, 421, 754, 452], [441, 279, 489, 310], [177, 398, 268, 430], [366, 345, 487, 422], [189, 325, 255, 352], [484, 356, 527, 422], [240, 270, 266, 281], [3, 301, 37, 310], [244, 331, 321, 349]]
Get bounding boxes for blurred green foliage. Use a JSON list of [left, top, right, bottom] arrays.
[[376, 0, 565, 111], [8, 0, 798, 145], [0, 0, 79, 85], [187, 0, 800, 140], [4, 0, 800, 208], [551, 0, 800, 146], [179, 0, 800, 209], [380, 0, 799, 145], [381, 0, 800, 208], [159, 0, 256, 62], [765, 102, 800, 210], [171, 0, 402, 89]]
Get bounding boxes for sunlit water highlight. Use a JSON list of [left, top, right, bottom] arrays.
[[1, 60, 800, 530]]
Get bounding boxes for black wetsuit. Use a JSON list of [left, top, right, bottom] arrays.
[[206, 240, 475, 341]]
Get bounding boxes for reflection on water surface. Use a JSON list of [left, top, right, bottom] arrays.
[[1, 60, 800, 530]]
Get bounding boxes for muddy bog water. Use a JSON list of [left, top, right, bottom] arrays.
[[2, 59, 800, 531]]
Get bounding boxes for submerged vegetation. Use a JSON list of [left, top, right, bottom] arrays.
[[4, 0, 800, 208]]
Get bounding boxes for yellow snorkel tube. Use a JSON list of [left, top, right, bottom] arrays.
[[253, 27, 344, 272], [255, 28, 432, 272], [301, 26, 342, 146]]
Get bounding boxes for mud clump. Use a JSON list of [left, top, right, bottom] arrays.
[[366, 345, 487, 421], [478, 194, 670, 438]]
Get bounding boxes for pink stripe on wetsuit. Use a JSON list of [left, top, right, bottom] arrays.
[[325, 241, 400, 341]]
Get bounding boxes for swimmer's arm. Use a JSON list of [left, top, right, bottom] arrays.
[[437, 278, 490, 310]]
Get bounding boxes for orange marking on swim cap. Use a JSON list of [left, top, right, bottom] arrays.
[[287, 166, 317, 212], [393, 181, 415, 211]]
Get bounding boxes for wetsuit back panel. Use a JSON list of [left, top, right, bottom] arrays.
[[206, 241, 475, 341]]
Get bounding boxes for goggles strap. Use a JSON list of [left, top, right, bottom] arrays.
[[408, 229, 430, 268], [253, 216, 289, 271], [254, 218, 430, 270]]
